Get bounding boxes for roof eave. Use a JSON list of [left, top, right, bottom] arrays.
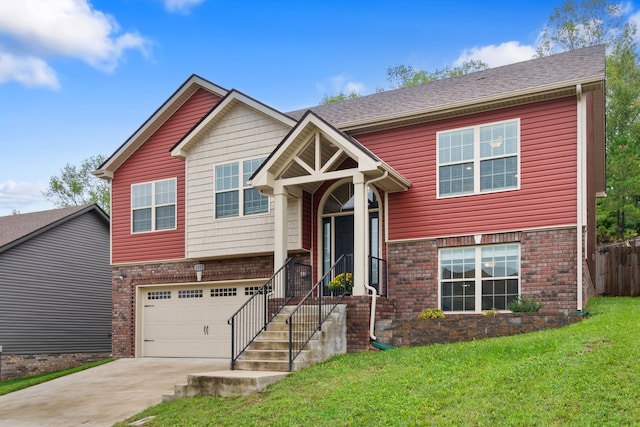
[[170, 90, 297, 160], [94, 75, 228, 180], [0, 204, 108, 255], [339, 76, 605, 134]]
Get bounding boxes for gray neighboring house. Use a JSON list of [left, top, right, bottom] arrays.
[[0, 204, 111, 380]]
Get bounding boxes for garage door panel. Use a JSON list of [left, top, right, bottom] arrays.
[[142, 285, 250, 358]]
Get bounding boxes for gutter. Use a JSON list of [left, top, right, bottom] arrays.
[[576, 84, 585, 311]]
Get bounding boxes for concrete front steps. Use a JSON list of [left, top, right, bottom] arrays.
[[163, 304, 346, 401]]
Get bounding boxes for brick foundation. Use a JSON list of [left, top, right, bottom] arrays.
[[375, 312, 584, 348], [112, 254, 311, 357], [0, 352, 111, 381], [111, 226, 586, 356], [386, 228, 582, 318]]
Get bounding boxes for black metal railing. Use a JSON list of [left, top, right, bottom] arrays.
[[369, 255, 388, 297], [286, 254, 353, 371], [228, 257, 312, 369]]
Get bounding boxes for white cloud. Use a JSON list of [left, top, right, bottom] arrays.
[[0, 49, 60, 89], [330, 74, 365, 94], [0, 180, 53, 215], [454, 41, 537, 68], [163, 0, 205, 14], [0, 0, 150, 88]]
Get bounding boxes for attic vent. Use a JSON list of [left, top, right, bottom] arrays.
[[211, 288, 237, 297], [178, 289, 203, 299], [148, 291, 171, 300]]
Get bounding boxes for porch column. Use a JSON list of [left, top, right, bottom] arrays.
[[274, 183, 288, 298], [353, 172, 366, 296]]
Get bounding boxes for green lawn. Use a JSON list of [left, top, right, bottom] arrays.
[[0, 358, 113, 396], [119, 297, 640, 426]]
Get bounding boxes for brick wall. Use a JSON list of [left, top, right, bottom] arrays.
[[386, 227, 581, 318], [520, 228, 578, 313], [386, 239, 438, 319], [112, 255, 277, 357], [341, 296, 395, 352], [0, 352, 111, 381]]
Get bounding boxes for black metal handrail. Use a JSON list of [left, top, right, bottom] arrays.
[[228, 257, 312, 369], [286, 254, 353, 371], [369, 255, 388, 297]]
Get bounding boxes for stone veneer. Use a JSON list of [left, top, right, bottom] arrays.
[[374, 312, 584, 348], [1, 352, 111, 381]]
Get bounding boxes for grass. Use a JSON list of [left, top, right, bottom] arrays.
[[0, 358, 113, 396], [118, 297, 640, 426]]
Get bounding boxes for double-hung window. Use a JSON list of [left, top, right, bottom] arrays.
[[214, 158, 268, 218], [131, 178, 176, 233], [439, 244, 520, 312], [438, 119, 519, 197]]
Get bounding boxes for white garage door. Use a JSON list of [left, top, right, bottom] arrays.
[[142, 284, 258, 358]]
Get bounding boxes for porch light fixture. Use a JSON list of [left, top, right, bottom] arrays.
[[118, 271, 126, 280], [194, 263, 205, 282]]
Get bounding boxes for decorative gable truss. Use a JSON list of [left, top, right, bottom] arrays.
[[252, 111, 410, 295], [252, 111, 410, 196]]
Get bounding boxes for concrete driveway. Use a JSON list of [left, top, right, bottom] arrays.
[[0, 358, 228, 427]]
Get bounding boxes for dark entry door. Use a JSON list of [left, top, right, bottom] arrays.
[[334, 215, 354, 262]]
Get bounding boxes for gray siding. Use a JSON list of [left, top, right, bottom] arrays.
[[0, 210, 111, 354]]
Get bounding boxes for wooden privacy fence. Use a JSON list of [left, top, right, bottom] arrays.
[[596, 241, 640, 296]]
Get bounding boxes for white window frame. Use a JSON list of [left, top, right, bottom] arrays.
[[438, 243, 521, 313], [437, 118, 521, 198], [213, 157, 269, 219], [130, 178, 177, 234]]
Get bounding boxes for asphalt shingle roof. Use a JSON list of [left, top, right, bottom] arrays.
[[287, 45, 605, 126], [0, 205, 90, 248]]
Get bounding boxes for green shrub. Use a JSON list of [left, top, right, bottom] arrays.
[[508, 296, 543, 312], [418, 308, 445, 319], [328, 272, 353, 293]]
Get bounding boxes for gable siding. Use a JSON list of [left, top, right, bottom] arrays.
[[0, 211, 111, 354], [356, 97, 578, 241], [111, 89, 221, 264], [185, 104, 298, 259]]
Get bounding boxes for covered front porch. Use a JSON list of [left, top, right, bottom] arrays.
[[251, 111, 410, 296]]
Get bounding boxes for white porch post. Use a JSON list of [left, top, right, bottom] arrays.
[[273, 183, 288, 298], [353, 172, 366, 296]]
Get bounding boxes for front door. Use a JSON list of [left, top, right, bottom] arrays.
[[320, 181, 381, 292], [334, 215, 354, 264]]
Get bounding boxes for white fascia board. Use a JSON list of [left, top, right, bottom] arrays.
[[171, 90, 296, 159], [95, 75, 228, 177], [338, 77, 604, 132]]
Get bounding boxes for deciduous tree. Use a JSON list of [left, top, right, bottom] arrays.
[[43, 155, 110, 215]]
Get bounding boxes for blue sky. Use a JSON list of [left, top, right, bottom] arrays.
[[0, 0, 637, 216]]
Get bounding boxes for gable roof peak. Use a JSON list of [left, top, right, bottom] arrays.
[[0, 204, 108, 252], [94, 74, 229, 180]]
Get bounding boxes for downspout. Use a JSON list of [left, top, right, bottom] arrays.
[[576, 84, 584, 311], [364, 171, 388, 341]]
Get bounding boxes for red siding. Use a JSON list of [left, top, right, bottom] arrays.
[[357, 97, 578, 241], [111, 89, 222, 264], [302, 191, 312, 250]]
